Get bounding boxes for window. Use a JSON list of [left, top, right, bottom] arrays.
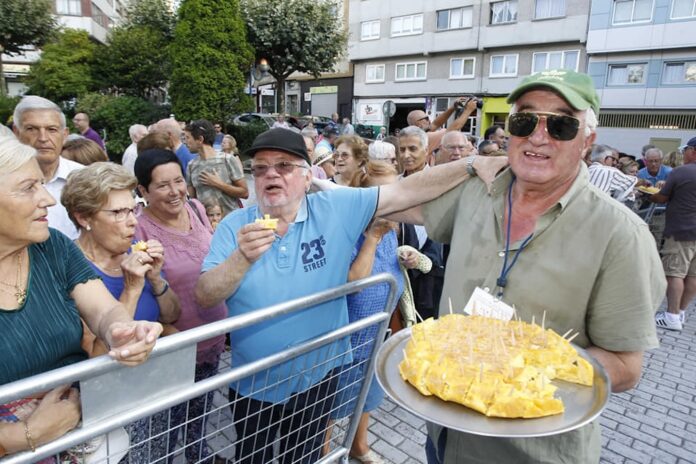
[[608, 64, 647, 85], [662, 62, 696, 84], [671, 0, 696, 18], [391, 14, 424, 36], [491, 0, 518, 24], [366, 64, 386, 83], [490, 54, 518, 77], [437, 7, 474, 30], [535, 0, 566, 18], [361, 20, 380, 40], [450, 57, 476, 79], [395, 61, 427, 81], [612, 0, 653, 24], [532, 50, 579, 73], [56, 0, 81, 15]]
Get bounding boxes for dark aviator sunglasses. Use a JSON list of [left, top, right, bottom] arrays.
[[506, 112, 581, 141]]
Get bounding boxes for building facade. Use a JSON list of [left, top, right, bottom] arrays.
[[2, 0, 125, 96], [586, 0, 696, 155], [349, 0, 592, 137]]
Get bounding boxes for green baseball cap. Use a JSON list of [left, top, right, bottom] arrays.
[[507, 69, 601, 116]]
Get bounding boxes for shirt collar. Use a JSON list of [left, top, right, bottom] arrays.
[[490, 161, 589, 211], [256, 196, 308, 224]]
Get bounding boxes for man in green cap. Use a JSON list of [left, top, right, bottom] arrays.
[[420, 69, 666, 463]]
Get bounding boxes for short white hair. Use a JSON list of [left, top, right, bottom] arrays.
[[0, 136, 37, 175], [129, 124, 148, 140], [398, 126, 428, 151], [368, 141, 396, 160], [13, 95, 66, 130]]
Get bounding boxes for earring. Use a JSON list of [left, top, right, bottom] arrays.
[[85, 225, 92, 231]]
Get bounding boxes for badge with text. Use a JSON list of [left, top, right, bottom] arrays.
[[463, 287, 515, 321]]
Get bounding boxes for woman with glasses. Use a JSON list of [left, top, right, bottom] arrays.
[[133, 149, 228, 464], [0, 138, 160, 458], [62, 162, 181, 461], [332, 134, 369, 186]]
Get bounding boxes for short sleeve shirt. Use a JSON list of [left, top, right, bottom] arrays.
[[186, 155, 245, 215], [422, 164, 665, 464], [638, 165, 672, 185], [45, 157, 83, 240], [660, 162, 696, 241], [89, 263, 161, 322], [0, 229, 98, 384], [202, 187, 379, 404]]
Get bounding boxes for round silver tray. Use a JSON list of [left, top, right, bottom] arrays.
[[375, 327, 610, 437]]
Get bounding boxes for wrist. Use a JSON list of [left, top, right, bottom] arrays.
[[151, 279, 169, 297], [23, 421, 36, 452], [465, 155, 477, 177]]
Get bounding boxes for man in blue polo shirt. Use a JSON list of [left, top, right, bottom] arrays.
[[638, 147, 672, 186], [196, 128, 506, 464]]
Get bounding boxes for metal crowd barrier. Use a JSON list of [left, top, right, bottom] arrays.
[[0, 274, 398, 464]]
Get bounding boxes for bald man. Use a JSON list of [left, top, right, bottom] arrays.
[[154, 118, 196, 175], [407, 97, 478, 161]]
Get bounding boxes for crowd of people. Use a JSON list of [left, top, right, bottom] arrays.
[[0, 67, 694, 464]]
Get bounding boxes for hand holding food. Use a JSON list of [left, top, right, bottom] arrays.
[[255, 214, 278, 230]]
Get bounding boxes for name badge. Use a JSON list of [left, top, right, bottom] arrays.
[[463, 287, 515, 321]]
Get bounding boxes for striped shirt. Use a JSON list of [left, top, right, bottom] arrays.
[[588, 162, 637, 202]]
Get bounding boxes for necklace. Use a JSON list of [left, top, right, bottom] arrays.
[[75, 240, 122, 273], [0, 251, 27, 306]]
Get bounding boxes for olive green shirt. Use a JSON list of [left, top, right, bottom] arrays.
[[422, 163, 665, 464]]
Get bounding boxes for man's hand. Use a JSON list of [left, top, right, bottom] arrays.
[[237, 223, 275, 263], [199, 170, 224, 188], [106, 321, 162, 366], [366, 218, 396, 240], [473, 155, 509, 191]]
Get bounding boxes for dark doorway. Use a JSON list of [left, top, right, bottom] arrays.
[[390, 103, 423, 134]]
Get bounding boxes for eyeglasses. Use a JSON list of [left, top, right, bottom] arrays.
[[251, 161, 307, 177], [101, 207, 136, 222], [506, 112, 581, 141], [334, 152, 352, 160]]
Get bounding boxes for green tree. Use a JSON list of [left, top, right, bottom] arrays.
[[123, 0, 176, 40], [169, 0, 254, 122], [96, 26, 171, 98], [0, 0, 57, 96], [241, 0, 347, 113], [76, 94, 169, 161], [25, 29, 97, 104]]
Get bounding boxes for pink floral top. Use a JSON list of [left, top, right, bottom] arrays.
[[135, 200, 226, 364]]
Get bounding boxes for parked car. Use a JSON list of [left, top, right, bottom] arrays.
[[355, 124, 375, 140], [298, 115, 334, 133], [231, 113, 276, 128]]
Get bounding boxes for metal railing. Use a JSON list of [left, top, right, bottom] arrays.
[[0, 274, 398, 464]]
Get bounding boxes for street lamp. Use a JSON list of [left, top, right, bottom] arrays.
[[249, 58, 270, 112]]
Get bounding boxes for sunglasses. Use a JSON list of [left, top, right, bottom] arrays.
[[251, 161, 306, 177], [506, 112, 581, 141]]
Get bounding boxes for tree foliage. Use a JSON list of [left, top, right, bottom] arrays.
[[0, 0, 57, 95], [123, 0, 176, 40], [76, 94, 169, 161], [241, 0, 347, 113], [96, 26, 171, 98], [169, 0, 254, 122], [25, 29, 97, 104]]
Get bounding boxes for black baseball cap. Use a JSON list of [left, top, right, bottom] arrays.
[[244, 128, 311, 164]]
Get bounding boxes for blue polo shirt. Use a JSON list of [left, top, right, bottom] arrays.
[[637, 165, 672, 185], [176, 144, 196, 177], [202, 187, 379, 403]]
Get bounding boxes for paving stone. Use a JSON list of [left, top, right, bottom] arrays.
[[398, 438, 427, 461], [616, 425, 658, 447], [600, 449, 625, 464], [394, 422, 426, 446], [389, 408, 426, 429], [607, 441, 652, 464], [372, 439, 408, 464], [603, 428, 634, 447], [370, 421, 405, 446], [371, 408, 401, 428]]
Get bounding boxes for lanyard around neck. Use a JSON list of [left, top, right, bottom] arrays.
[[496, 179, 533, 298]]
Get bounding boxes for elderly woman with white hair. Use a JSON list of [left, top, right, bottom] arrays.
[[368, 140, 398, 168], [0, 137, 161, 457]]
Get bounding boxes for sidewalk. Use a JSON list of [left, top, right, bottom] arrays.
[[361, 301, 696, 464]]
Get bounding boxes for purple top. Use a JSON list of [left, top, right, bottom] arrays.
[[135, 200, 226, 364], [82, 127, 106, 151]]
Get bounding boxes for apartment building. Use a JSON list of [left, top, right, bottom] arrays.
[[349, 0, 592, 136], [2, 0, 125, 96], [586, 0, 696, 155]]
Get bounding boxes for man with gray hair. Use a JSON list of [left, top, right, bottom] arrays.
[[638, 147, 672, 186], [407, 97, 478, 159], [121, 124, 148, 175], [422, 70, 663, 464], [13, 95, 83, 239], [587, 143, 637, 202], [154, 118, 196, 175], [436, 131, 475, 165]]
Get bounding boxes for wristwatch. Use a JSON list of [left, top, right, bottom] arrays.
[[466, 155, 477, 177]]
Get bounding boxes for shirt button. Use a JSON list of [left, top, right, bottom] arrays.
[[498, 251, 505, 257], [280, 247, 287, 252]]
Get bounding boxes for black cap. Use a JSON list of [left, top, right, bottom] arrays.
[[244, 128, 310, 164]]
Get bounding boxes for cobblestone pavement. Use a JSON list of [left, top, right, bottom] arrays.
[[186, 300, 695, 464]]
